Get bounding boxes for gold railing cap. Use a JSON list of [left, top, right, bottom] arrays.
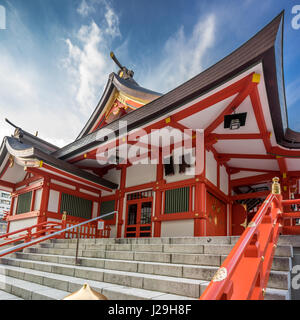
[[63, 283, 108, 300], [272, 176, 281, 195]]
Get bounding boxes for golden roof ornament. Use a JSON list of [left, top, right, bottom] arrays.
[[8, 155, 14, 168], [272, 177, 281, 195], [110, 51, 134, 79], [63, 283, 108, 300]]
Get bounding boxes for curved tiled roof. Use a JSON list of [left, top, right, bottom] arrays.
[[53, 11, 296, 161]]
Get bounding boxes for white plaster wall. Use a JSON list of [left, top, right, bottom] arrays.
[[160, 219, 194, 237], [103, 168, 121, 186], [125, 164, 156, 188], [47, 218, 61, 223], [101, 190, 115, 197], [51, 179, 76, 190], [34, 189, 42, 211], [121, 198, 126, 238], [80, 189, 99, 197], [12, 198, 17, 215], [9, 217, 38, 235], [220, 165, 229, 195], [205, 150, 217, 186], [92, 202, 98, 218], [47, 218, 62, 231], [110, 225, 117, 238], [48, 190, 60, 213], [163, 149, 195, 183], [29, 179, 43, 186]]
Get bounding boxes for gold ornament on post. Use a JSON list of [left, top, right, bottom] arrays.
[[8, 155, 14, 168], [62, 211, 67, 221], [63, 283, 108, 300], [272, 177, 281, 195]]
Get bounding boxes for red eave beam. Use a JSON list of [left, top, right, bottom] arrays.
[[218, 153, 275, 160], [172, 73, 252, 123], [209, 133, 262, 140], [231, 173, 276, 187], [68, 73, 254, 165], [228, 167, 279, 174], [0, 180, 15, 190], [231, 190, 269, 201], [205, 73, 256, 137]]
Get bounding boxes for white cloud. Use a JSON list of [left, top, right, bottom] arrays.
[[0, 2, 216, 151], [77, 0, 95, 17], [64, 2, 120, 114], [104, 4, 120, 37], [142, 14, 216, 93], [0, 54, 83, 148]]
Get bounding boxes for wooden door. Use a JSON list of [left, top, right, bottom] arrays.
[[206, 192, 227, 236], [232, 203, 247, 236], [125, 197, 153, 238]]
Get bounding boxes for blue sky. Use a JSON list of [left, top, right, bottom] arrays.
[[0, 0, 299, 147]]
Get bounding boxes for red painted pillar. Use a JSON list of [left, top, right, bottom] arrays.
[[194, 181, 206, 237], [38, 178, 50, 233], [117, 166, 126, 238], [154, 159, 164, 237], [228, 202, 233, 236]]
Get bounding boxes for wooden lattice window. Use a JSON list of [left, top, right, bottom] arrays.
[[100, 200, 116, 221], [16, 191, 32, 214], [164, 187, 190, 214], [60, 193, 92, 219]]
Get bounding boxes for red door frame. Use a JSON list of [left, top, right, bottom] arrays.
[[125, 196, 153, 238]]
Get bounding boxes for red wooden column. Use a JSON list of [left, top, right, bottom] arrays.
[[117, 166, 126, 238], [154, 156, 164, 237], [194, 181, 207, 236], [194, 129, 206, 237], [37, 178, 50, 232]]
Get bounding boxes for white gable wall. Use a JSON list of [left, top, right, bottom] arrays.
[[220, 165, 229, 195], [205, 150, 217, 186]]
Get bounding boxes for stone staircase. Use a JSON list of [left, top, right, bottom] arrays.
[[0, 236, 294, 300]]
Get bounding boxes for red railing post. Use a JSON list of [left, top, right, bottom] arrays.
[[25, 229, 32, 243], [200, 177, 285, 300]]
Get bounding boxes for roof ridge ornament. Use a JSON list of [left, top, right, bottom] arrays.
[[110, 51, 134, 79]]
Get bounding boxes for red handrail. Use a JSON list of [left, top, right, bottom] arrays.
[[200, 189, 283, 300], [1, 221, 62, 241], [0, 211, 116, 258]]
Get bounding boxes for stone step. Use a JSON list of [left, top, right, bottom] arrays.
[[40, 240, 294, 257], [14, 251, 220, 277], [199, 280, 289, 300], [50, 236, 233, 245], [0, 264, 196, 300], [3, 250, 290, 292], [277, 235, 300, 248], [0, 257, 207, 298], [0, 273, 68, 300], [25, 244, 293, 270], [0, 289, 23, 300], [265, 288, 290, 300], [220, 255, 292, 271], [15, 249, 291, 282]]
